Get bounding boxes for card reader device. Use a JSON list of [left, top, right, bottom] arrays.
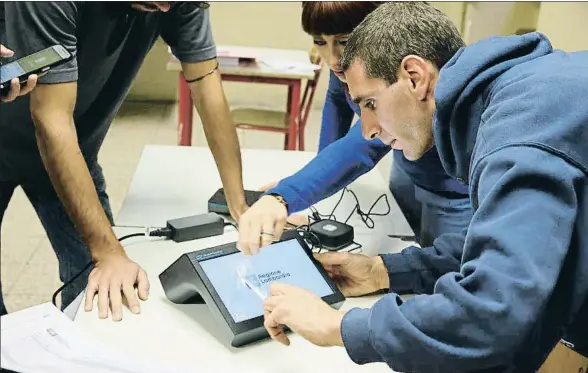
[[159, 237, 345, 347]]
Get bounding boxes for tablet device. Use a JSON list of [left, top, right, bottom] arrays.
[[208, 188, 264, 215], [159, 237, 345, 347]]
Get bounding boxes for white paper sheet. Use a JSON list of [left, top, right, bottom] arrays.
[[0, 303, 198, 373]]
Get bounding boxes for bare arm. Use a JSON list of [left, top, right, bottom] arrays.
[[182, 59, 247, 220], [30, 83, 123, 261]]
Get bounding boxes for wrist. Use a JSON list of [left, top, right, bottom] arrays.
[[229, 197, 247, 213], [328, 310, 346, 347], [371, 256, 390, 291], [89, 240, 126, 262], [268, 193, 288, 211]]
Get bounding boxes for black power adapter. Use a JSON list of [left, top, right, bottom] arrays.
[[158, 213, 226, 243], [309, 219, 354, 251]]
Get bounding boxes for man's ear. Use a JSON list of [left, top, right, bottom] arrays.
[[399, 55, 431, 101]]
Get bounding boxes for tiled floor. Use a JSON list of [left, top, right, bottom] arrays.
[[1, 100, 392, 313]]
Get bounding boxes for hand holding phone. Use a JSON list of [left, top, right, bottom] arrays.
[[1, 44, 72, 102], [1, 44, 37, 102]]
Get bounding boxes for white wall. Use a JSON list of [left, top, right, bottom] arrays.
[[536, 2, 588, 52]]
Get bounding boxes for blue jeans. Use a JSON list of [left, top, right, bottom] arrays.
[[0, 164, 114, 315], [389, 161, 473, 247]]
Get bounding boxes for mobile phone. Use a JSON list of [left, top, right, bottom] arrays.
[[0, 44, 73, 96]]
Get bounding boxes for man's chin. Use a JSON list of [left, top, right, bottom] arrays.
[[400, 148, 421, 161]]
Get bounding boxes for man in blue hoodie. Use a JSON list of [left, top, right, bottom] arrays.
[[260, 3, 588, 372]]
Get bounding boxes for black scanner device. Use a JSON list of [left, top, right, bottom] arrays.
[[159, 238, 345, 348]]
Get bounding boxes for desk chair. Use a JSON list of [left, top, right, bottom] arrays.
[[230, 49, 323, 151]]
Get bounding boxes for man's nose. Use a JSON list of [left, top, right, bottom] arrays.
[[360, 112, 380, 140]]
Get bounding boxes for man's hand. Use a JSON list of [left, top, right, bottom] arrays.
[[315, 252, 389, 297], [263, 283, 346, 347], [258, 181, 309, 228], [84, 252, 150, 321], [238, 195, 288, 255], [1, 44, 39, 103]]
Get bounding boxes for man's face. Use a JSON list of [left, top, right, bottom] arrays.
[[131, 2, 173, 12], [345, 60, 435, 161]]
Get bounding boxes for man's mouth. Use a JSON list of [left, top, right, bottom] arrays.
[[390, 139, 404, 150]]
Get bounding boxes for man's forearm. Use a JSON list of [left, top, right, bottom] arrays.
[[34, 114, 122, 261], [190, 78, 245, 209]]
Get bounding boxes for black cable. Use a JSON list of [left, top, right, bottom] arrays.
[[224, 221, 238, 231], [327, 188, 346, 220], [51, 228, 172, 307], [347, 241, 363, 253], [343, 188, 391, 229], [309, 205, 331, 222], [299, 187, 413, 253], [289, 215, 322, 252]]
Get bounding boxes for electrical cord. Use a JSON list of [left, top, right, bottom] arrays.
[[224, 221, 239, 231], [297, 186, 419, 251], [51, 227, 174, 307], [343, 188, 391, 229], [309, 187, 391, 229]]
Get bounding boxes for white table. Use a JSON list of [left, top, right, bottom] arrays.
[[73, 227, 407, 373], [116, 145, 413, 251], [73, 146, 414, 372]]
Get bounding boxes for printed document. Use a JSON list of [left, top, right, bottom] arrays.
[[0, 302, 197, 373]]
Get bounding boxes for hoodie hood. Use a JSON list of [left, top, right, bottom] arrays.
[[433, 32, 553, 182]]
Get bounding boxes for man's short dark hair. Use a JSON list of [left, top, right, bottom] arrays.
[[341, 2, 464, 85]]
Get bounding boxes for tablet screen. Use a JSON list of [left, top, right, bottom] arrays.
[[199, 239, 334, 323]]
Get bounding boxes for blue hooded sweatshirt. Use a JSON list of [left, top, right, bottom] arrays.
[[340, 32, 588, 372]]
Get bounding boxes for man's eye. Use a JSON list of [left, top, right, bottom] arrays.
[[364, 100, 376, 110], [313, 40, 327, 46], [337, 40, 348, 46]]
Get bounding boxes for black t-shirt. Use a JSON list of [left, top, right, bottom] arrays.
[[0, 2, 216, 184]]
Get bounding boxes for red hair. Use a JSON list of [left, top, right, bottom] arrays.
[[301, 1, 385, 36]]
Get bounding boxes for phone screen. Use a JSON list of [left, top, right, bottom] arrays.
[[1, 47, 63, 84]]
